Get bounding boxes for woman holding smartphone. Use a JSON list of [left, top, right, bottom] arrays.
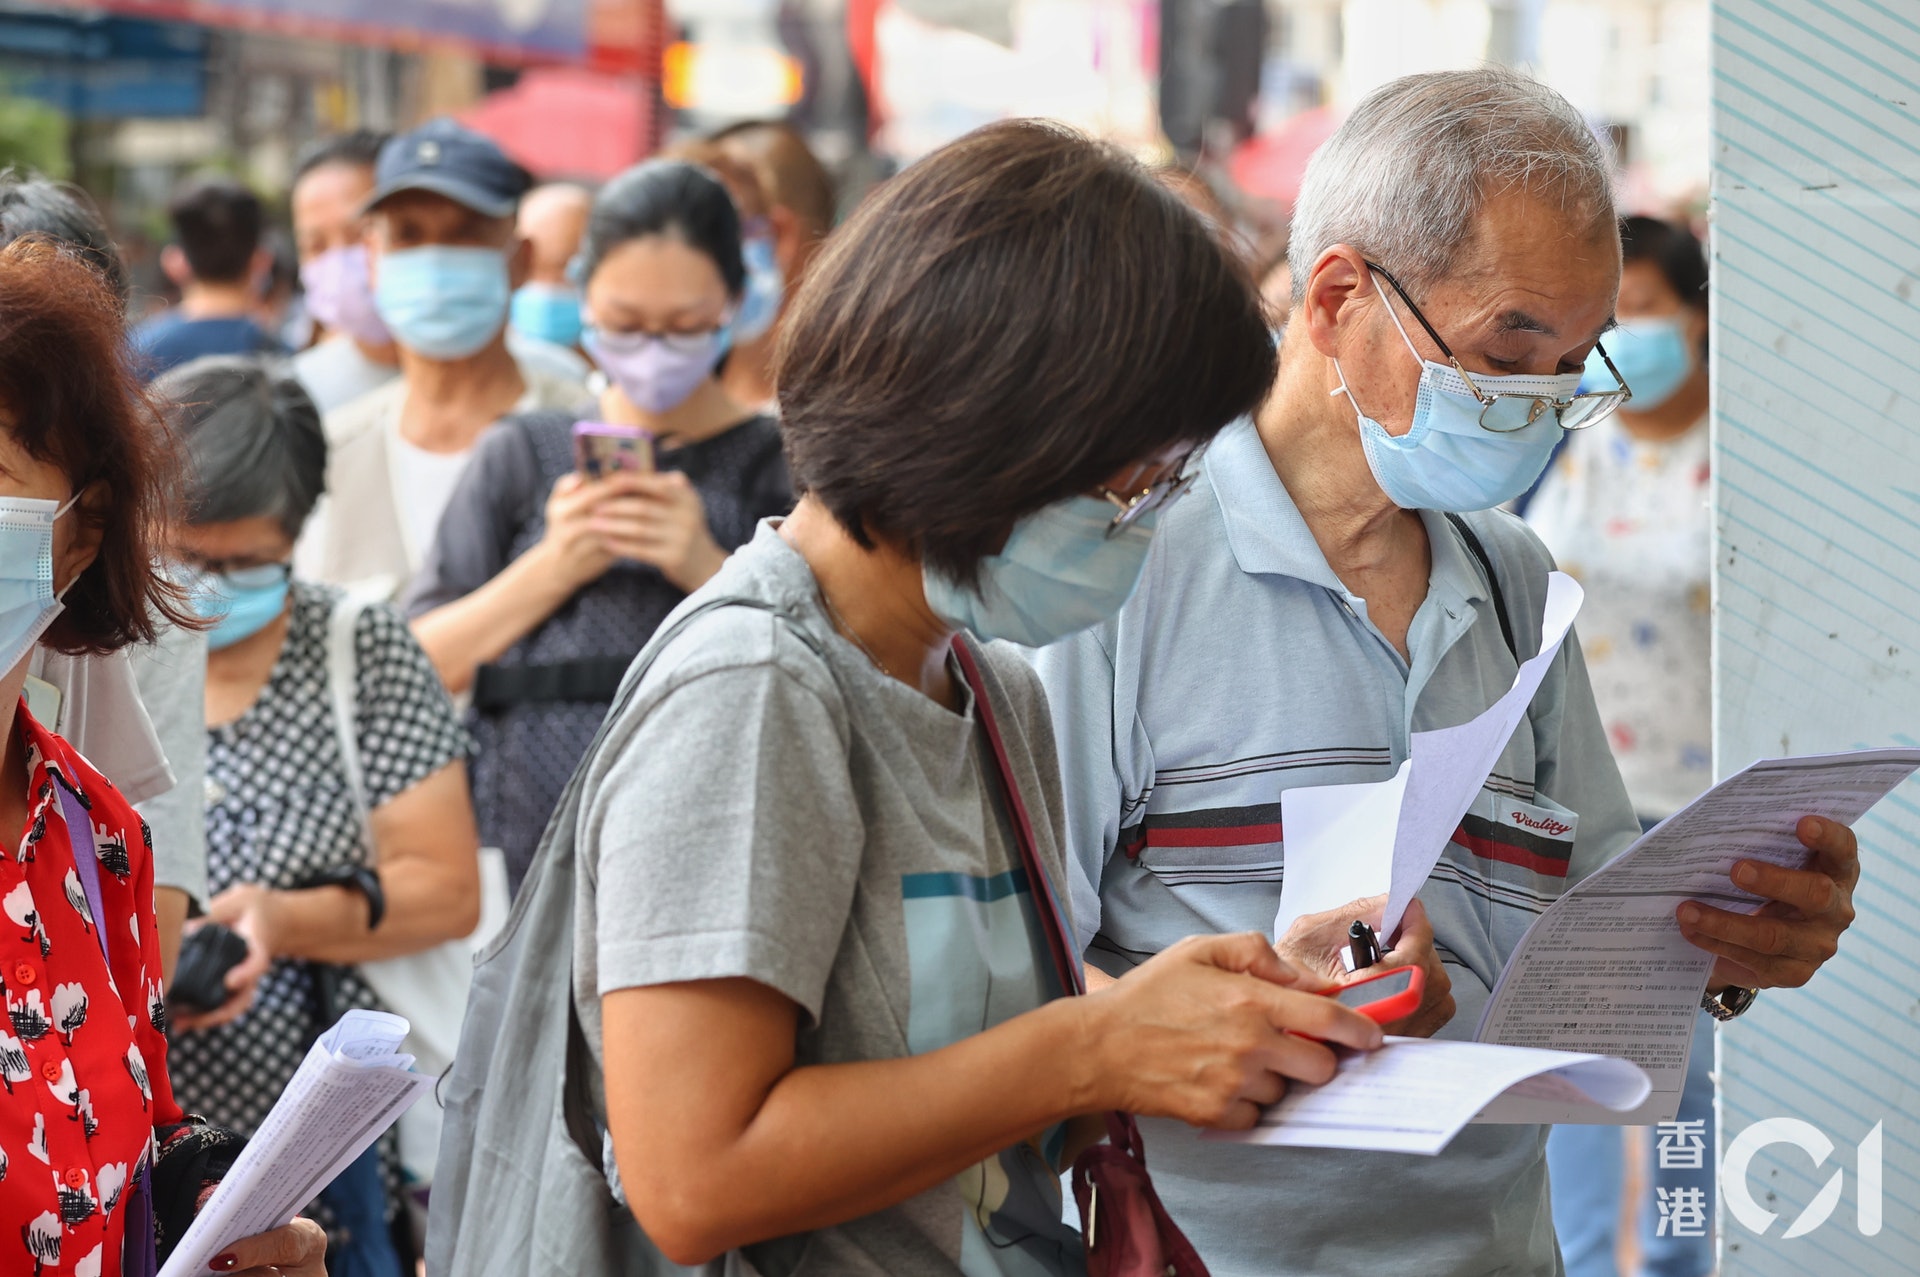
[[406, 160, 791, 894]]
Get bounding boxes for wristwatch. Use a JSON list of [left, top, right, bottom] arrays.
[[1701, 985, 1759, 1021], [295, 865, 387, 931]]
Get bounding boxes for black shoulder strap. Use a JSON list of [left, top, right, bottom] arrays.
[[1443, 512, 1518, 664]]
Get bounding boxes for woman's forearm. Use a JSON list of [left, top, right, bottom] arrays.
[[412, 544, 579, 694], [606, 986, 1101, 1265], [268, 852, 479, 965]]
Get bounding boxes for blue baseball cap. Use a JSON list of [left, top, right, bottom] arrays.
[[364, 117, 530, 220]]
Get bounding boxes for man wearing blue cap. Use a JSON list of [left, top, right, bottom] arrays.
[[295, 117, 588, 601]]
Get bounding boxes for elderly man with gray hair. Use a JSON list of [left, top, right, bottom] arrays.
[[1029, 67, 1862, 1273]]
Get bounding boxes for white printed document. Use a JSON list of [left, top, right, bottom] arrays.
[[160, 1010, 436, 1277], [1209, 1037, 1649, 1155], [1475, 749, 1920, 1125], [1276, 571, 1583, 939]]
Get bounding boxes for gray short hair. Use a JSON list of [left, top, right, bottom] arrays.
[[1288, 67, 1615, 304], [155, 356, 327, 540]]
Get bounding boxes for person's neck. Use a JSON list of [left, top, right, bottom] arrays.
[[1615, 368, 1708, 443], [0, 661, 27, 851], [396, 337, 525, 453], [719, 331, 778, 410], [1256, 327, 1426, 577], [598, 378, 747, 448], [352, 335, 400, 368], [779, 496, 960, 709], [204, 606, 292, 727], [179, 281, 257, 321]]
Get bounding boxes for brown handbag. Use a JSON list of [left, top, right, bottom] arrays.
[[951, 637, 1212, 1277]]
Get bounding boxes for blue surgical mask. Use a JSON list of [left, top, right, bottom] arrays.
[[1588, 316, 1692, 410], [1337, 293, 1581, 512], [0, 494, 78, 675], [189, 564, 291, 651], [374, 245, 511, 360], [732, 232, 785, 344], [922, 497, 1158, 648], [510, 282, 584, 349]]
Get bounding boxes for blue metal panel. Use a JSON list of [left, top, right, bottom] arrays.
[[1713, 1, 1920, 1271]]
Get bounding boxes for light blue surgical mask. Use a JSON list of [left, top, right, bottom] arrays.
[[374, 245, 511, 360], [921, 497, 1158, 648], [1588, 316, 1692, 409], [0, 494, 78, 675], [1336, 291, 1582, 512], [732, 231, 784, 344], [189, 564, 291, 651], [510, 282, 584, 349]]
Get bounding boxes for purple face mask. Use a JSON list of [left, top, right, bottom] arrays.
[[583, 324, 730, 415], [301, 244, 392, 346]]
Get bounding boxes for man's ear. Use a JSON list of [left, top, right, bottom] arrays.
[[506, 234, 533, 291], [765, 205, 806, 282], [249, 246, 275, 294], [160, 244, 191, 289], [1684, 303, 1709, 358], [1299, 244, 1375, 361]]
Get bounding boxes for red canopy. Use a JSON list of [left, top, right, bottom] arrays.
[[462, 66, 655, 181], [1229, 105, 1343, 209]]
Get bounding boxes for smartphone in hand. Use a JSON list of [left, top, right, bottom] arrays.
[[573, 421, 656, 479]]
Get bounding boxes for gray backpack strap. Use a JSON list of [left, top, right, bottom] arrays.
[[427, 594, 814, 1277]]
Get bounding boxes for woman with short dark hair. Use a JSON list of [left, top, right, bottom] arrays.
[[156, 356, 480, 1272], [437, 120, 1386, 1274], [0, 241, 325, 1275]]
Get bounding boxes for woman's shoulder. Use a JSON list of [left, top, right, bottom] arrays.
[[476, 408, 583, 484], [23, 711, 146, 855]]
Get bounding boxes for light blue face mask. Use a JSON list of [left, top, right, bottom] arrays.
[[1587, 315, 1692, 409], [921, 497, 1159, 648], [1336, 289, 1582, 512], [0, 494, 78, 675], [188, 564, 291, 651], [510, 282, 584, 349], [732, 232, 785, 345], [374, 245, 512, 360]]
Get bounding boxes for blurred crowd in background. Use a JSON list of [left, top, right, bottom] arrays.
[[0, 0, 1706, 332]]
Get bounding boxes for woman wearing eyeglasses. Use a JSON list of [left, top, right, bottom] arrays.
[[430, 120, 1387, 1275], [406, 160, 792, 895]]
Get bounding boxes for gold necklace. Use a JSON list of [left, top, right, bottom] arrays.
[[818, 586, 894, 678]]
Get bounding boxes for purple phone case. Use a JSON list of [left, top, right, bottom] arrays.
[[572, 421, 655, 477]]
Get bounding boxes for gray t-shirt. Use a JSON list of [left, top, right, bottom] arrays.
[[575, 524, 1086, 1277]]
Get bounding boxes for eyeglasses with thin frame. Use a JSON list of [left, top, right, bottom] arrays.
[[1096, 444, 1207, 539], [1364, 260, 1632, 433]]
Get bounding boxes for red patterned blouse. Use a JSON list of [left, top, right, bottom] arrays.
[[3, 703, 181, 1276]]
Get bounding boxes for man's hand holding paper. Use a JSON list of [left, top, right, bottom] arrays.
[[1678, 813, 1860, 992]]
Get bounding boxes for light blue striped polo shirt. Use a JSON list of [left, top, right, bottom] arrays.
[[1023, 417, 1641, 1277]]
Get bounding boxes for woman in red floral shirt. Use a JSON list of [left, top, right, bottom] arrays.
[[0, 240, 324, 1275]]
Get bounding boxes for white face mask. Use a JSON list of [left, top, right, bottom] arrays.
[[0, 494, 79, 676], [1334, 280, 1582, 512]]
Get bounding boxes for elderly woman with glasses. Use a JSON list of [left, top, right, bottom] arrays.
[[157, 357, 480, 1272]]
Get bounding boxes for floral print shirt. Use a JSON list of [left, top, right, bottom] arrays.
[[1525, 415, 1713, 819], [3, 703, 181, 1276]]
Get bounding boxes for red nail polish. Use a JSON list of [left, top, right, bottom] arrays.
[[211, 1255, 238, 1272]]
